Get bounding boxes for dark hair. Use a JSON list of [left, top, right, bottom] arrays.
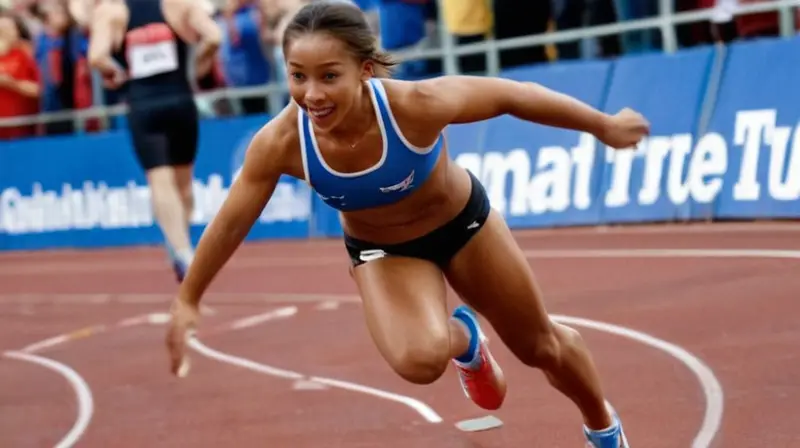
[[0, 12, 32, 42], [283, 1, 396, 78]]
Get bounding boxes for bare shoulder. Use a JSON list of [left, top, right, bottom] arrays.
[[377, 76, 488, 130], [383, 75, 520, 127], [378, 78, 431, 112], [375, 78, 449, 145], [242, 102, 305, 181]]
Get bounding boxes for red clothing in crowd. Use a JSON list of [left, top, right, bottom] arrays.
[[0, 44, 40, 139]]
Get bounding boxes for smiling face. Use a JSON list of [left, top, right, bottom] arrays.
[[286, 32, 372, 130], [285, 32, 372, 131], [280, 1, 398, 133]]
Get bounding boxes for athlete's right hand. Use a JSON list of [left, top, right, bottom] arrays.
[[101, 65, 127, 90], [166, 296, 199, 377], [598, 108, 650, 150]]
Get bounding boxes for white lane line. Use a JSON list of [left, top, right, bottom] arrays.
[[21, 326, 106, 354], [20, 334, 73, 353], [188, 338, 305, 380], [229, 306, 298, 330], [0, 293, 360, 305], [552, 315, 724, 448], [187, 338, 443, 424], [3, 351, 94, 448], [3, 245, 800, 278]]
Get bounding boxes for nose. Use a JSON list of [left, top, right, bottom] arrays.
[[304, 82, 327, 106]]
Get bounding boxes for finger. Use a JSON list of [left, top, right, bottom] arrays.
[[176, 356, 191, 378], [166, 327, 185, 374]]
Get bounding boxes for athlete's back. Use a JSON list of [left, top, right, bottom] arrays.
[[115, 0, 193, 103]]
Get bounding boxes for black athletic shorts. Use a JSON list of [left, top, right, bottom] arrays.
[[344, 169, 492, 270], [127, 96, 199, 171]]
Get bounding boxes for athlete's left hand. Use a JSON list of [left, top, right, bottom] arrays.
[[598, 108, 650, 150], [165, 297, 199, 377]]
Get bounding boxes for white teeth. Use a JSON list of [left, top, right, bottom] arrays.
[[310, 108, 333, 118]]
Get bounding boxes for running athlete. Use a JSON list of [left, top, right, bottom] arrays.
[[166, 3, 648, 446], [85, 0, 222, 281]]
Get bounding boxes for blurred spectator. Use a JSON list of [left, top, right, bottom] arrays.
[[551, 0, 621, 61], [8, 0, 43, 38], [614, 0, 660, 54], [729, 0, 800, 39], [373, 0, 440, 79], [219, 0, 272, 115], [0, 12, 40, 140], [35, 0, 91, 135], [0, 0, 796, 142], [493, 0, 551, 68], [439, 0, 492, 73]]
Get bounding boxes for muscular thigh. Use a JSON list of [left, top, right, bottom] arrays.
[[444, 209, 551, 344], [353, 256, 450, 364]]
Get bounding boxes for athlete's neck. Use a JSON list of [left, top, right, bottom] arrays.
[[327, 81, 375, 145]]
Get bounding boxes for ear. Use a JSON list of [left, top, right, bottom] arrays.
[[360, 59, 374, 81]]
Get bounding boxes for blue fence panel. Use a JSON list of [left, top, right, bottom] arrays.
[[706, 37, 800, 219], [0, 115, 311, 251], [598, 45, 717, 224], [451, 59, 614, 228], [4, 36, 800, 252]]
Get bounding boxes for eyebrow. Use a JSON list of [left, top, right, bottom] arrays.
[[288, 61, 344, 68]]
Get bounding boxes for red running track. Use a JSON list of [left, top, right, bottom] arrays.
[[1, 222, 799, 447]]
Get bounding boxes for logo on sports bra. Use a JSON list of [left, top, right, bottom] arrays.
[[318, 193, 346, 208], [379, 170, 415, 193], [125, 23, 179, 80]]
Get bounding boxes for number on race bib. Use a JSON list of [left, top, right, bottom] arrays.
[[125, 23, 179, 80]]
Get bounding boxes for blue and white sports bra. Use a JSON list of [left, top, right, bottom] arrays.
[[298, 78, 444, 212]]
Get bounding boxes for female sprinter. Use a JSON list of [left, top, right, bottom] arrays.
[[166, 2, 648, 446]]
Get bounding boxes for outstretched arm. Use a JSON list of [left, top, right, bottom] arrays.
[[180, 127, 283, 305], [410, 75, 649, 149], [166, 123, 287, 376]]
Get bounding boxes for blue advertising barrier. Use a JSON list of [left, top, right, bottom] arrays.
[[3, 36, 800, 251], [706, 38, 800, 219], [453, 59, 614, 230], [597, 46, 717, 224], [0, 115, 311, 251]]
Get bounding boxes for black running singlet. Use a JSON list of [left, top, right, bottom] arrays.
[[114, 0, 193, 104]]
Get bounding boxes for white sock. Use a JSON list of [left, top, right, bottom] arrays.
[[176, 248, 194, 266]]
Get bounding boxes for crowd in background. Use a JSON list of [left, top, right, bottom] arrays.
[[0, 0, 797, 140]]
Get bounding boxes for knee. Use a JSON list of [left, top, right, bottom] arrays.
[[387, 337, 451, 385], [513, 321, 582, 370]]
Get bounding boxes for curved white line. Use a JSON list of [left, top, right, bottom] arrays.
[[551, 315, 724, 448], [188, 337, 443, 424], [3, 350, 94, 448]]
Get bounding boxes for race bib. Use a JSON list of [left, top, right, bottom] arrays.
[[125, 23, 179, 80]]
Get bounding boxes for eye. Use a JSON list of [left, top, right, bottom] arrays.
[[291, 72, 305, 81], [323, 72, 338, 81]]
